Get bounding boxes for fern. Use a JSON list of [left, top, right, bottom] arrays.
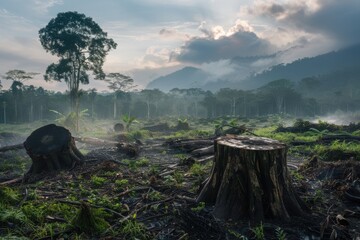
[[275, 227, 287, 240]]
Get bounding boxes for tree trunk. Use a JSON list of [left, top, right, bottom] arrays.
[[14, 99, 18, 123], [197, 135, 307, 223], [24, 124, 84, 175], [113, 95, 117, 119], [146, 100, 150, 120], [3, 101, 6, 124]]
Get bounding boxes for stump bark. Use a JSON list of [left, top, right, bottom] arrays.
[[24, 124, 84, 174], [197, 135, 307, 222]]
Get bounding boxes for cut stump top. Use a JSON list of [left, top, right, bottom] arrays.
[[216, 135, 286, 151], [24, 124, 71, 155]]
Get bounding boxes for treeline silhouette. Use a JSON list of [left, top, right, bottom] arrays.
[[1, 78, 359, 124]]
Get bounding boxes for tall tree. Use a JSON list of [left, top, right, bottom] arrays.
[[258, 79, 297, 114], [217, 88, 240, 116], [105, 73, 135, 119], [201, 91, 217, 118], [39, 11, 117, 129], [140, 89, 163, 119], [183, 88, 205, 117], [3, 70, 38, 123], [87, 88, 97, 118]]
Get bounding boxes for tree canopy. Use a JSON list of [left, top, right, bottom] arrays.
[[39, 11, 117, 111]]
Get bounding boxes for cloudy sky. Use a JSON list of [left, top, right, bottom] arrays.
[[0, 0, 359, 91]]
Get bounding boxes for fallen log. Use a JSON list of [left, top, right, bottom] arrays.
[[320, 134, 360, 142], [290, 134, 360, 146], [142, 123, 170, 132], [74, 136, 139, 157], [166, 139, 214, 152], [191, 145, 214, 157], [74, 136, 118, 146]]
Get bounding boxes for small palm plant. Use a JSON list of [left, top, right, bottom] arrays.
[[122, 114, 138, 131], [50, 109, 89, 131]]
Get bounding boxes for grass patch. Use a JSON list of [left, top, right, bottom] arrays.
[[0, 187, 20, 205], [313, 141, 360, 160], [120, 219, 150, 239], [189, 163, 207, 176]]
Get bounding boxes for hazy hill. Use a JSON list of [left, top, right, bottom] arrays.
[[146, 66, 210, 92], [147, 44, 360, 92], [239, 44, 360, 89]]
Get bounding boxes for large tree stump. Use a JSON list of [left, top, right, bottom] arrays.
[[24, 124, 84, 174], [197, 135, 307, 222]]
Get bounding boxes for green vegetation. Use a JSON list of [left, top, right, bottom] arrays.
[[148, 190, 163, 201], [290, 170, 305, 181], [251, 222, 265, 240], [123, 157, 150, 171], [91, 175, 107, 186], [122, 114, 139, 131], [50, 109, 89, 131], [191, 201, 205, 212], [189, 163, 207, 176], [0, 187, 20, 205], [275, 227, 287, 240], [313, 141, 360, 160], [115, 179, 129, 189], [120, 219, 149, 240], [228, 230, 249, 240]]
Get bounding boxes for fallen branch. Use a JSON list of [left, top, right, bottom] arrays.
[[159, 170, 175, 177], [196, 156, 214, 164], [117, 186, 150, 198], [0, 143, 24, 152], [191, 145, 214, 157], [74, 136, 118, 146], [0, 177, 23, 186], [175, 195, 196, 203], [119, 197, 174, 223]]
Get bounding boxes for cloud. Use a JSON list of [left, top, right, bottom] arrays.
[[198, 59, 237, 80], [33, 0, 63, 13], [159, 28, 190, 41], [248, 0, 360, 47], [136, 46, 180, 69], [0, 9, 56, 79], [174, 21, 276, 64]]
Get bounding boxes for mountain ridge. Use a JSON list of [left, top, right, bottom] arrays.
[[146, 44, 360, 92]]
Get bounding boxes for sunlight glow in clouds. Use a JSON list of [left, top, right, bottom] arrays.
[[0, 0, 359, 91]]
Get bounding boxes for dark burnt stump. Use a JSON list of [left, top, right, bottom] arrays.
[[197, 135, 307, 222], [24, 124, 84, 174]]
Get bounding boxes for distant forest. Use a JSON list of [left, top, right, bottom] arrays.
[[0, 75, 359, 124]]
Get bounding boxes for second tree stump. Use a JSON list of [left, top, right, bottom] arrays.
[[197, 135, 307, 222]]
